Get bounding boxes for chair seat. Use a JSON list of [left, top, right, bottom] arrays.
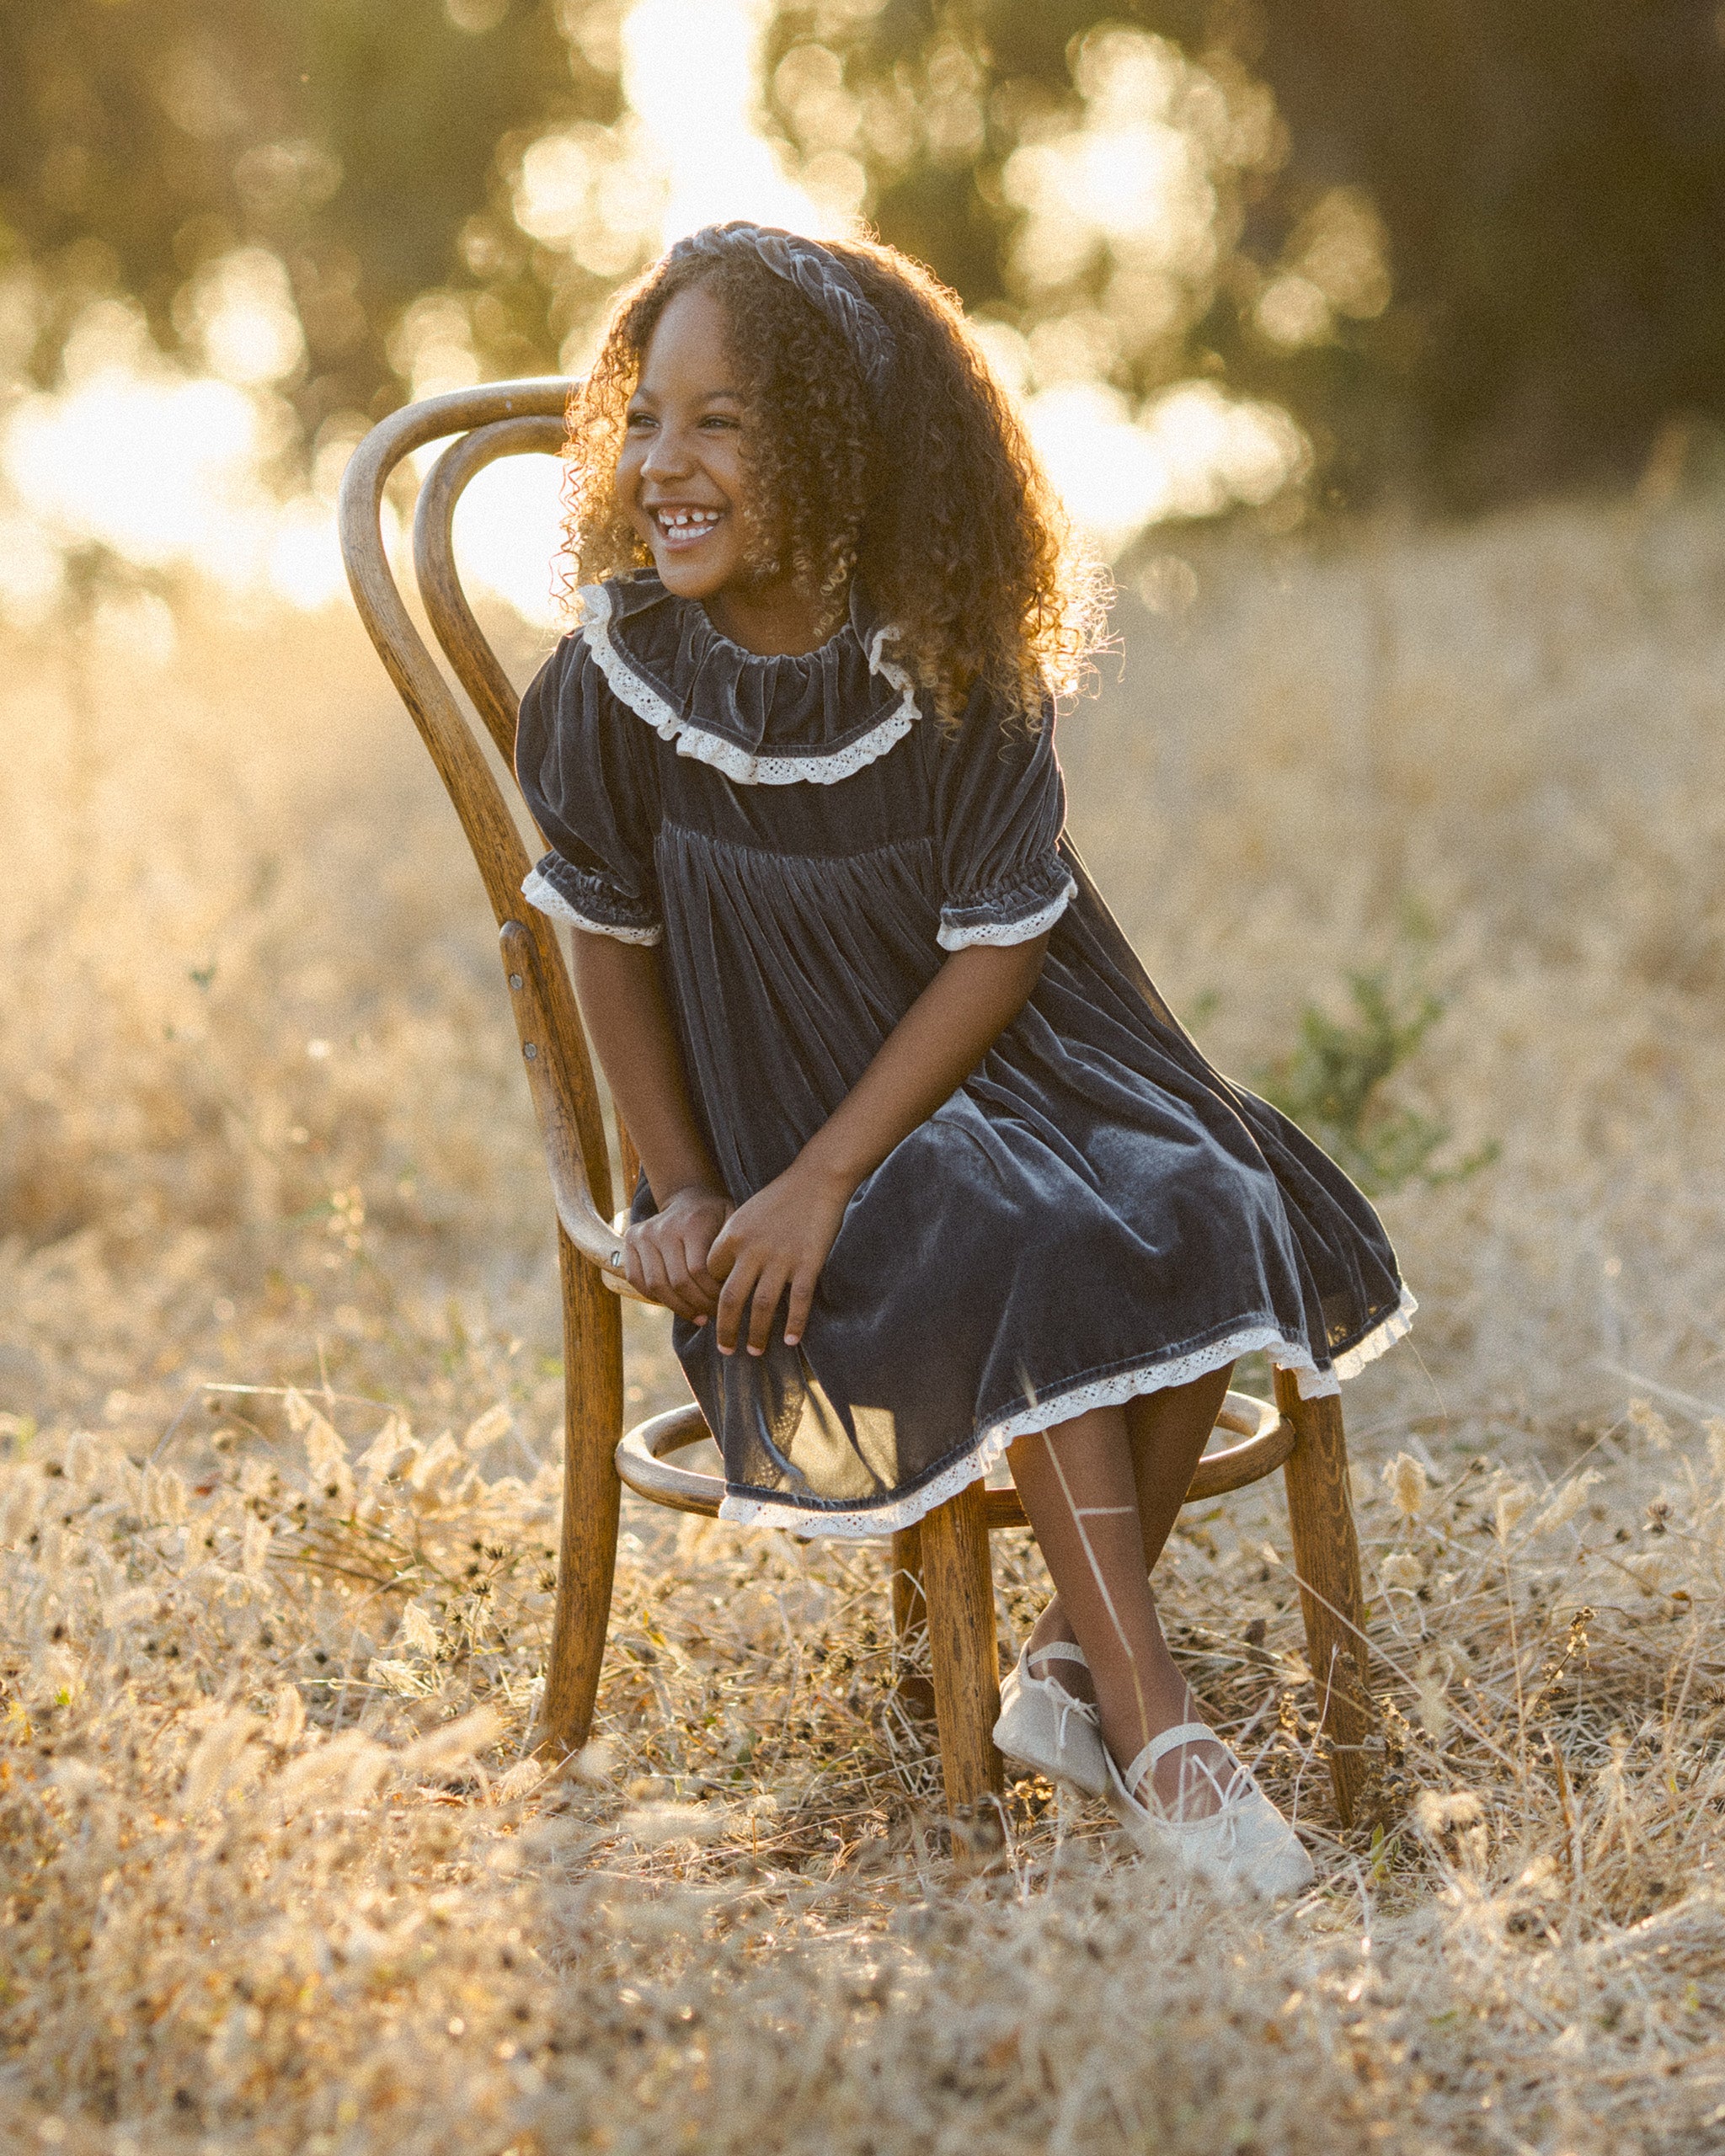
[[615, 1389, 1295, 1531]]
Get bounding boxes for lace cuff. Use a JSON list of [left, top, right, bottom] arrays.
[[521, 854, 662, 947], [937, 862, 1076, 953]]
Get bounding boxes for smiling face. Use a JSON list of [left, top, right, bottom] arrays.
[[616, 280, 822, 654]]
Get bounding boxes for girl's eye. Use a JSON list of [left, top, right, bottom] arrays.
[[700, 414, 740, 430], [624, 410, 654, 430]]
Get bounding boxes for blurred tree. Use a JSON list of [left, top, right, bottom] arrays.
[[0, 0, 618, 445], [765, 0, 1725, 509], [8, 0, 1724, 512]]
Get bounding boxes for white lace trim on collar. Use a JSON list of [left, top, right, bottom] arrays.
[[576, 580, 916, 787]]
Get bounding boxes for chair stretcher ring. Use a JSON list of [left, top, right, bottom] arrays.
[[613, 1390, 1295, 1532]]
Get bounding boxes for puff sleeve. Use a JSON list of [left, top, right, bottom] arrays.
[[932, 689, 1076, 952], [515, 632, 663, 946]]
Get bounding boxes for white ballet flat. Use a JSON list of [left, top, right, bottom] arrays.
[[992, 1638, 1110, 1799], [1103, 1720, 1316, 1899]]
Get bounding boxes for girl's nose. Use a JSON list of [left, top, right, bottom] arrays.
[[640, 426, 693, 480]]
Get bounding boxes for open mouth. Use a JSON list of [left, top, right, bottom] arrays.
[[649, 506, 725, 552]]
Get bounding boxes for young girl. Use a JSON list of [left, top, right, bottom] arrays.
[[516, 223, 1413, 1895]]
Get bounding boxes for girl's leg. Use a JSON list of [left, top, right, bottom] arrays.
[[1017, 1365, 1234, 1679], [1007, 1365, 1234, 1817], [1124, 1364, 1236, 1577]]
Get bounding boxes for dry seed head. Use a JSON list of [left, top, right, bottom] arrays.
[[1493, 1479, 1535, 1540], [35, 1519, 66, 1581], [1380, 1550, 1425, 1589], [1533, 1467, 1601, 1535], [179, 1710, 261, 1814], [357, 1412, 414, 1485], [571, 1737, 616, 1784], [494, 1758, 548, 1803], [369, 1657, 435, 1697], [0, 1467, 42, 1546], [268, 1683, 305, 1750], [102, 1585, 156, 1630], [462, 1403, 511, 1454], [302, 1412, 354, 1507], [409, 1431, 462, 1495], [144, 1465, 186, 1522], [29, 1642, 81, 1706], [398, 1600, 441, 1657], [237, 1456, 273, 1497], [1412, 1651, 1450, 1740], [1382, 1451, 1430, 1519], [1626, 1398, 1673, 1451], [1618, 1550, 1665, 1595], [1414, 1788, 1489, 1869], [395, 1704, 501, 1780], [276, 1731, 389, 1810], [618, 1801, 724, 1847], [240, 1513, 272, 1576]]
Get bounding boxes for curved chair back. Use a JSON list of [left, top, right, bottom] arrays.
[[337, 380, 626, 1758]]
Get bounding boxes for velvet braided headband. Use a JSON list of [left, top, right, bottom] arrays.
[[665, 221, 897, 401]]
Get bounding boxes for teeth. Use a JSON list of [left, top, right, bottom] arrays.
[[658, 510, 720, 528]]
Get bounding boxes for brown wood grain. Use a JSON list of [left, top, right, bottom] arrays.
[[889, 1524, 937, 1722], [617, 1118, 644, 1213], [412, 412, 567, 763], [919, 1481, 1004, 1813], [1274, 1367, 1376, 1824], [499, 922, 638, 1284], [616, 1404, 723, 1516], [536, 1225, 623, 1758]]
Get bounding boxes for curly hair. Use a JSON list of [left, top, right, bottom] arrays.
[[560, 233, 1108, 727]]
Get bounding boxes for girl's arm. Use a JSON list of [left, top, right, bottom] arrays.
[[568, 933, 729, 1322], [709, 936, 1050, 1355], [572, 929, 1049, 1345]]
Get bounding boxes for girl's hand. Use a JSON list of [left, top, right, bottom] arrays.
[[623, 1184, 730, 1321], [708, 1162, 852, 1356]]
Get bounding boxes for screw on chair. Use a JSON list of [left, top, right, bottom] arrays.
[[339, 382, 1380, 1828]]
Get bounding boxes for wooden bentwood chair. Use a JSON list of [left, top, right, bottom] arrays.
[[339, 381, 1380, 1830]]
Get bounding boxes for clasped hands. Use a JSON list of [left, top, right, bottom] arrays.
[[619, 1161, 852, 1356]]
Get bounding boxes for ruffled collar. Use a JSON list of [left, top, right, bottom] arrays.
[[574, 569, 919, 786]]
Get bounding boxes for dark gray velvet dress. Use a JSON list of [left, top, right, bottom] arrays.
[[516, 569, 1413, 1538]]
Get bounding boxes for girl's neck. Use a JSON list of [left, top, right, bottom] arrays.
[[703, 574, 834, 659]]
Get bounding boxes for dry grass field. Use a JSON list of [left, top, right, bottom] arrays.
[[3, 484, 1725, 2153]]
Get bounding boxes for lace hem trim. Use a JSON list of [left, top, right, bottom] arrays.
[[520, 864, 662, 947], [716, 1285, 1418, 1541], [578, 583, 918, 787], [1328, 1283, 1418, 1385], [937, 877, 1076, 952]]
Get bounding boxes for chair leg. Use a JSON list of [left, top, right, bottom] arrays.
[[889, 1524, 937, 1721], [1274, 1368, 1375, 1825], [918, 1481, 1004, 1816], [533, 1225, 624, 1758]]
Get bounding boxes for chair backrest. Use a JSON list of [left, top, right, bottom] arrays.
[[336, 380, 621, 1243]]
